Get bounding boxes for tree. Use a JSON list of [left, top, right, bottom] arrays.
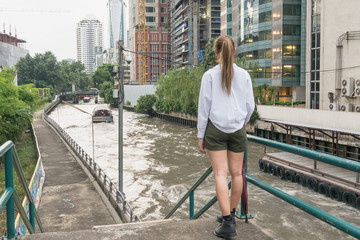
[[97, 64, 117, 78], [135, 94, 157, 114], [16, 52, 90, 93], [99, 81, 117, 105], [92, 68, 113, 89], [201, 38, 216, 70], [0, 67, 32, 144]]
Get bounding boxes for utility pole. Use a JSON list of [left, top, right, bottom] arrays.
[[117, 40, 125, 195]]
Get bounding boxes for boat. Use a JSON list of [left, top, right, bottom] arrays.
[[92, 107, 113, 123]]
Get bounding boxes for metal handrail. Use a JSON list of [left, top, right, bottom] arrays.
[[43, 100, 139, 222], [247, 135, 360, 172], [0, 141, 44, 239], [165, 135, 360, 239]]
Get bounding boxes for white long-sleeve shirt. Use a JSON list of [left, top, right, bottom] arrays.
[[197, 63, 255, 138]]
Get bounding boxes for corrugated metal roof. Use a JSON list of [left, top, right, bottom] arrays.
[[261, 118, 360, 136]]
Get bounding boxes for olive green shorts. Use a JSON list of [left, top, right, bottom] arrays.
[[204, 121, 247, 153]]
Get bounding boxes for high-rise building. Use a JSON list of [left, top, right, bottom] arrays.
[[76, 16, 103, 74], [129, 0, 171, 83], [229, 0, 306, 102], [108, 0, 124, 48], [306, 0, 360, 111], [170, 0, 221, 70]]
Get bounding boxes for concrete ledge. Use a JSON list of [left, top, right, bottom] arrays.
[[23, 218, 274, 240]]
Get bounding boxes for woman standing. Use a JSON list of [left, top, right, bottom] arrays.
[[197, 35, 255, 238]]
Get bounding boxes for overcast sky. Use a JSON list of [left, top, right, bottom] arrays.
[[0, 0, 129, 61]]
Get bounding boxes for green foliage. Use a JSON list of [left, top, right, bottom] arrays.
[[125, 100, 131, 105], [99, 82, 117, 105], [262, 100, 306, 106], [135, 94, 157, 113], [201, 38, 216, 70], [92, 68, 113, 89], [16, 52, 90, 92], [249, 109, 259, 125], [155, 66, 205, 116], [253, 84, 278, 104], [236, 56, 260, 82], [97, 64, 117, 78], [0, 68, 32, 145], [18, 84, 36, 107]]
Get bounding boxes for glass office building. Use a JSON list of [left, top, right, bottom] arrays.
[[235, 0, 306, 101]]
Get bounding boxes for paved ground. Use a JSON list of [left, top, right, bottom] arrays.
[[32, 117, 120, 233], [23, 218, 275, 240]]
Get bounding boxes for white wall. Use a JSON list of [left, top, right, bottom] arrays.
[[257, 105, 360, 132], [306, 0, 360, 110], [123, 85, 156, 106]]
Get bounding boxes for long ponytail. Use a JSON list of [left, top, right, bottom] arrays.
[[214, 36, 235, 95]]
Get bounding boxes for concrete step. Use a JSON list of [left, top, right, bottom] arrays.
[[23, 218, 274, 240]]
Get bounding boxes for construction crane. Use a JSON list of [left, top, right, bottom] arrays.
[[138, 0, 146, 85]]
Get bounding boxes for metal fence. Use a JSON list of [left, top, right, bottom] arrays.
[[43, 100, 138, 223]]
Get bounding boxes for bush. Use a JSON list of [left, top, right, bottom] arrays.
[[125, 100, 131, 106], [249, 109, 259, 125], [135, 94, 157, 114]]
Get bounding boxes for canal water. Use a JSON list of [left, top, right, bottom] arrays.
[[49, 102, 359, 240]]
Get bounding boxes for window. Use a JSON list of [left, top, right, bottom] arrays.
[[161, 17, 166, 23], [283, 4, 301, 16], [259, 30, 271, 41], [283, 65, 300, 77], [146, 16, 156, 22], [150, 44, 159, 52], [146, 0, 155, 2], [160, 0, 166, 3], [259, 0, 271, 4], [161, 7, 166, 13], [146, 7, 155, 13], [283, 25, 301, 36], [227, 14, 232, 22], [283, 45, 300, 56], [259, 11, 272, 23]]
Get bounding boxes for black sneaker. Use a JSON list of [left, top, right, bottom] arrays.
[[216, 212, 236, 225], [214, 218, 237, 238]]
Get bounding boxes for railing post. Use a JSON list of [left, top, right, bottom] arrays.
[[189, 191, 194, 219], [5, 148, 15, 239], [29, 202, 35, 232]]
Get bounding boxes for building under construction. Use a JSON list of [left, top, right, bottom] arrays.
[[170, 0, 221, 70], [129, 0, 221, 84], [129, 0, 171, 84], [0, 27, 28, 69]]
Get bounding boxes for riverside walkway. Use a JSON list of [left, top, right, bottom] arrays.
[[31, 117, 121, 232]]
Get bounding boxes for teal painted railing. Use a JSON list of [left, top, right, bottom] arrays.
[[0, 141, 44, 239], [165, 135, 360, 239]]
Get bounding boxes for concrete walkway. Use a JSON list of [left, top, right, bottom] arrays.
[[32, 117, 120, 233], [23, 218, 274, 239]]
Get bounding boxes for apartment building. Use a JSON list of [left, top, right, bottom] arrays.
[[76, 16, 103, 74]]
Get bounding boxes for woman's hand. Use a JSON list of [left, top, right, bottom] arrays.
[[198, 138, 206, 154]]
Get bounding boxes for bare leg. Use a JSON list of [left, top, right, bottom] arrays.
[[208, 150, 230, 216], [228, 151, 244, 210]]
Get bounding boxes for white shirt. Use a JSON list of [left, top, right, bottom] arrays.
[[197, 63, 255, 138]]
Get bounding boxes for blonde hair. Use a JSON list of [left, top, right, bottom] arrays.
[[214, 35, 235, 95]]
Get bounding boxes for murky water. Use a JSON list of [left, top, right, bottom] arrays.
[[49, 102, 359, 240]]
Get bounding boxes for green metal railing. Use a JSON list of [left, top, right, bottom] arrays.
[[166, 135, 360, 239], [0, 141, 44, 239]]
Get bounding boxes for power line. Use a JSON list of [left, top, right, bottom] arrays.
[[0, 8, 70, 12], [123, 48, 183, 65]]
